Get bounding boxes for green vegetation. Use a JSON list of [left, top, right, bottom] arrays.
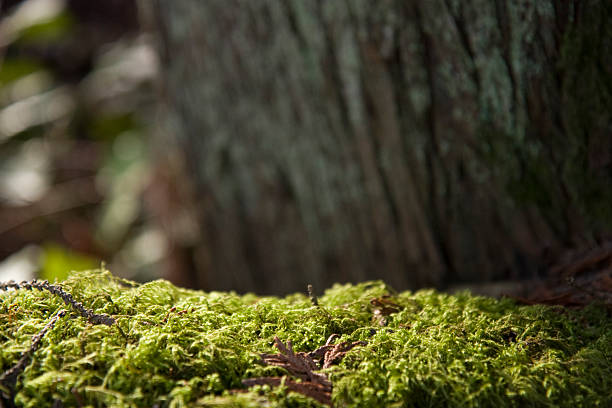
[[0, 270, 610, 407]]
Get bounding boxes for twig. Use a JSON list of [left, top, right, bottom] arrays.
[[0, 280, 119, 404], [0, 280, 115, 326], [0, 309, 67, 391], [307, 284, 318, 306]]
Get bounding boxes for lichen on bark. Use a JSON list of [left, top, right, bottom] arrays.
[[146, 0, 612, 294]]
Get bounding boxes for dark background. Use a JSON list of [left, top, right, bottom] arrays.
[[0, 0, 610, 302], [0, 0, 156, 283]]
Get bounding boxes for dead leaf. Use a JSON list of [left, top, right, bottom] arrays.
[[243, 335, 367, 406]]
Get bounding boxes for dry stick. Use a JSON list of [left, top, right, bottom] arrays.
[[0, 280, 124, 401], [307, 284, 318, 306], [0, 279, 127, 341], [0, 309, 67, 390], [0, 280, 115, 326]]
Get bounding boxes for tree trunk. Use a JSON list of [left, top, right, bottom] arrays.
[[145, 0, 611, 294]]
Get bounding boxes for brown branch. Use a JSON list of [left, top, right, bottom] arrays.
[[0, 280, 115, 326], [307, 284, 318, 306], [0, 309, 67, 395]]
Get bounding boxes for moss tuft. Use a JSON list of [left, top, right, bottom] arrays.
[[0, 270, 610, 407]]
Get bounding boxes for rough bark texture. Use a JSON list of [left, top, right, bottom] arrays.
[[146, 0, 611, 294]]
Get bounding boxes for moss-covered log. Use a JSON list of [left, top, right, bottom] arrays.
[[0, 270, 610, 407], [144, 1, 612, 293]]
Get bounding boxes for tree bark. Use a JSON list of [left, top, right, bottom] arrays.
[[146, 0, 612, 294]]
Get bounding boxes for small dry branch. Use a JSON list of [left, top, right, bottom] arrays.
[[0, 279, 119, 404], [0, 280, 115, 326], [0, 309, 67, 400], [307, 284, 318, 306]]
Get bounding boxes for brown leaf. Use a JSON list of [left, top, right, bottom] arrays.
[[244, 335, 367, 406], [260, 337, 329, 385]]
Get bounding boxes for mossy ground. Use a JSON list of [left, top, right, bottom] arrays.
[[0, 270, 610, 407]]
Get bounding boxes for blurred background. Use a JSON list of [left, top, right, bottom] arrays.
[[0, 0, 610, 303], [0, 0, 163, 283]]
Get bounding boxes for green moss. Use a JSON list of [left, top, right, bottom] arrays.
[[0, 270, 610, 407]]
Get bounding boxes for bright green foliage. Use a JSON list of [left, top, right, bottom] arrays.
[[39, 244, 98, 283], [0, 270, 610, 407]]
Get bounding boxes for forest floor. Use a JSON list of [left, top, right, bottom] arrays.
[[0, 269, 610, 407]]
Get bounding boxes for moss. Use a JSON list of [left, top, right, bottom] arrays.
[[0, 270, 610, 407]]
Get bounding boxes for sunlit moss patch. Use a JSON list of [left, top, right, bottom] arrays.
[[0, 270, 609, 407]]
